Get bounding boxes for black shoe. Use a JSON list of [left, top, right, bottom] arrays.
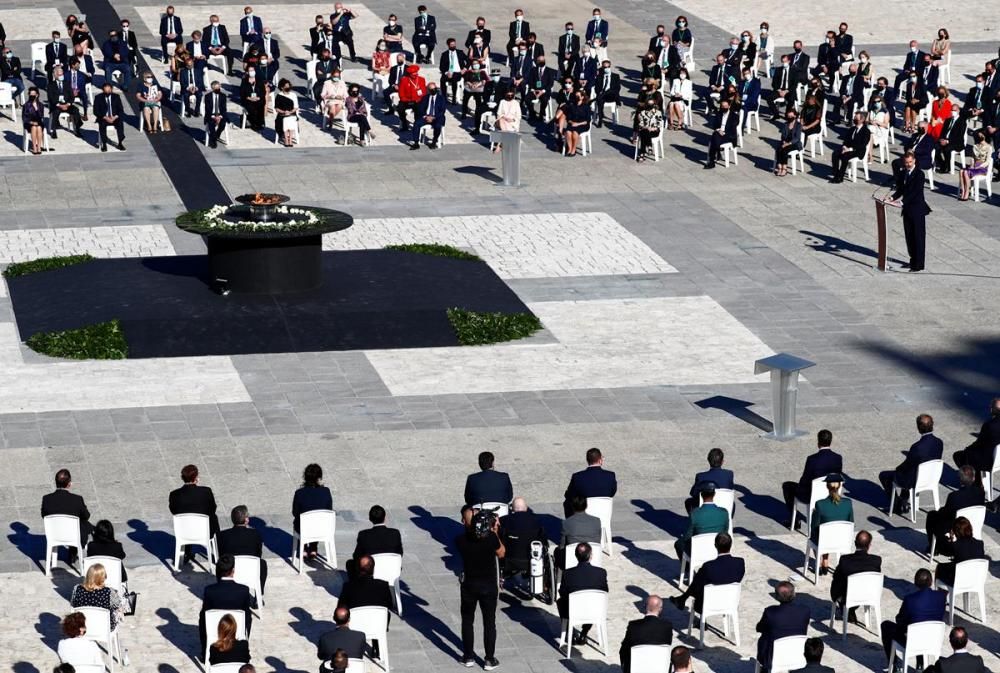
[[986, 498, 1000, 513], [484, 658, 499, 671], [428, 142, 438, 149], [461, 658, 475, 668], [572, 633, 588, 646], [400, 124, 410, 132], [704, 162, 716, 169], [101, 144, 108, 152], [595, 120, 603, 127], [118, 142, 126, 151], [209, 141, 218, 148], [410, 143, 420, 150], [51, 131, 58, 139], [819, 565, 830, 576], [668, 595, 686, 610], [897, 501, 911, 514], [831, 177, 843, 183], [908, 267, 923, 273]]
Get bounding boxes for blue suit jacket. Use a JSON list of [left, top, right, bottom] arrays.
[[585, 18, 609, 44], [795, 449, 843, 501], [417, 93, 446, 123], [896, 587, 947, 635], [564, 466, 618, 515], [894, 433, 943, 489], [573, 56, 597, 84], [239, 15, 263, 40], [688, 553, 745, 609], [756, 602, 810, 665], [464, 470, 514, 506], [292, 485, 333, 530], [690, 467, 735, 496], [740, 77, 762, 111]]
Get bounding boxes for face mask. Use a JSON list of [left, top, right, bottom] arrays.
[[388, 20, 396, 26], [245, 12, 252, 17], [505, 93, 514, 99], [212, 21, 219, 26], [264, 32, 271, 38], [30, 93, 37, 98], [566, 29, 573, 34], [260, 60, 268, 66], [910, 47, 917, 53], [760, 28, 767, 34], [332, 76, 340, 81], [680, 74, 687, 80], [742, 36, 749, 42], [122, 25, 129, 30], [678, 21, 686, 27], [212, 88, 220, 94], [730, 43, 738, 49], [378, 45, 386, 51], [428, 88, 437, 95], [516, 15, 522, 20], [53, 38, 60, 43], [910, 77, 917, 83], [794, 47, 801, 53], [477, 23, 484, 29], [519, 49, 526, 55], [472, 64, 479, 70], [977, 82, 984, 89], [593, 14, 600, 19], [420, 12, 427, 17], [144, 77, 153, 83], [4, 53, 11, 60], [247, 69, 256, 76], [657, 30, 664, 36]]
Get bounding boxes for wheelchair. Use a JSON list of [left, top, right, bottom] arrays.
[[499, 536, 555, 604]]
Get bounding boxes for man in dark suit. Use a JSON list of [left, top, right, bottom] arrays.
[[705, 99, 739, 169], [812, 32, 839, 84], [185, 31, 207, 85], [926, 465, 985, 554], [318, 606, 367, 663], [523, 33, 543, 65], [412, 6, 436, 65], [313, 48, 339, 102], [829, 111, 871, 183], [510, 45, 532, 96], [119, 19, 139, 73], [159, 6, 183, 63], [878, 414, 943, 512], [648, 25, 669, 58], [169, 464, 221, 562], [203, 80, 227, 148], [506, 10, 529, 64], [919, 54, 939, 91], [707, 53, 734, 113], [337, 555, 393, 617], [498, 497, 546, 577], [101, 30, 132, 89], [179, 58, 202, 117], [770, 53, 794, 119], [526, 55, 554, 120], [202, 15, 232, 76], [739, 67, 762, 128], [802, 638, 835, 673], [348, 504, 403, 579], [557, 23, 580, 80], [464, 18, 491, 52], [585, 9, 608, 47], [895, 41, 929, 90], [833, 63, 867, 124], [45, 32, 69, 80], [755, 581, 810, 671], [411, 82, 445, 149], [438, 39, 469, 104], [94, 81, 126, 151], [64, 57, 90, 112], [836, 23, 854, 63], [926, 627, 986, 673], [934, 108, 967, 173], [464, 452, 514, 506], [563, 448, 617, 517], [47, 66, 82, 138], [895, 121, 934, 174], [685, 448, 735, 513], [239, 6, 263, 53], [782, 429, 843, 523], [215, 505, 266, 591], [789, 41, 810, 87], [889, 151, 931, 271], [619, 595, 672, 673], [41, 469, 92, 562], [199, 554, 256, 655], [558, 543, 608, 645], [880, 568, 947, 662], [955, 398, 1000, 476], [982, 90, 1000, 143], [593, 61, 620, 127], [964, 76, 989, 126], [830, 530, 882, 620], [873, 77, 898, 127], [573, 47, 598, 91], [669, 532, 745, 613], [2, 46, 24, 99]]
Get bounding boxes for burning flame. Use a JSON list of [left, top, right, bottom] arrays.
[[251, 192, 282, 205]]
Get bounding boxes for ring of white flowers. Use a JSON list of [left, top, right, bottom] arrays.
[[200, 204, 321, 230]]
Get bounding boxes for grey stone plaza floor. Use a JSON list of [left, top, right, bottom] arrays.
[[1, 0, 999, 671]]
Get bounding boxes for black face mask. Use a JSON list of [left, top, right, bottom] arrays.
[[793, 47, 801, 53]]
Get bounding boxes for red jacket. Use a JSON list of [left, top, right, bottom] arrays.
[[398, 64, 426, 103]]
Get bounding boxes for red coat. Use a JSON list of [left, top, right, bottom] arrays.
[[398, 64, 426, 103], [927, 98, 952, 139]]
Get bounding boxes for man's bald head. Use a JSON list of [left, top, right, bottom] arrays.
[[645, 595, 663, 615], [855, 530, 872, 551], [358, 555, 374, 576], [512, 497, 527, 512], [334, 606, 350, 626]]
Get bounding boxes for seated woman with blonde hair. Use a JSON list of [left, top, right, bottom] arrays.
[[70, 564, 125, 632]]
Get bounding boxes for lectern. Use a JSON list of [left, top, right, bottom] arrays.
[[754, 353, 816, 441], [872, 192, 901, 272], [488, 130, 525, 187]]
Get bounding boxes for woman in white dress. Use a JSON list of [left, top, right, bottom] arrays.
[[667, 67, 692, 129], [866, 94, 890, 160], [492, 89, 522, 153], [321, 68, 348, 124]]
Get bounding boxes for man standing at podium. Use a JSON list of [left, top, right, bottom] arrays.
[[890, 150, 931, 273]]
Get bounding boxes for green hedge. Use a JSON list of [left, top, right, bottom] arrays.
[[3, 254, 95, 279], [26, 320, 128, 360], [447, 308, 542, 346], [386, 243, 481, 261]]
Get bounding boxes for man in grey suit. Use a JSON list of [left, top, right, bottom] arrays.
[[557, 495, 602, 568]]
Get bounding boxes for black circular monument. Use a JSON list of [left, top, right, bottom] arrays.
[[176, 194, 353, 294]]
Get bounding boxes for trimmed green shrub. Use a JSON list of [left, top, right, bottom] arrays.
[[26, 320, 128, 360], [386, 243, 481, 261], [448, 308, 542, 345], [3, 254, 95, 279]]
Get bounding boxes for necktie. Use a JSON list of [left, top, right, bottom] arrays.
[[428, 94, 435, 112], [450, 51, 456, 71], [213, 27, 219, 46], [168, 17, 173, 33], [213, 94, 218, 114], [605, 74, 609, 88], [516, 21, 520, 38], [72, 71, 77, 90]]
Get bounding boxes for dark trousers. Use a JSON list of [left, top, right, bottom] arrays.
[[831, 147, 864, 180], [412, 36, 434, 62], [98, 118, 125, 147], [441, 73, 462, 102], [348, 113, 371, 137], [902, 209, 926, 270], [935, 140, 955, 171], [775, 143, 799, 165], [460, 582, 497, 659], [462, 90, 483, 119], [925, 508, 952, 553], [206, 114, 227, 145], [397, 101, 418, 129], [770, 90, 790, 118], [332, 32, 355, 60], [707, 131, 735, 161], [673, 538, 690, 562], [183, 90, 202, 117], [161, 36, 181, 61], [413, 118, 443, 143], [781, 481, 800, 514], [878, 470, 907, 503], [243, 100, 265, 129], [638, 128, 656, 156], [527, 92, 550, 119], [50, 105, 82, 132], [596, 92, 620, 123]]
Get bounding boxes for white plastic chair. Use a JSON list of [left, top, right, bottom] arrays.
[[787, 147, 806, 175], [138, 108, 164, 132], [804, 132, 824, 158], [76, 607, 122, 673], [949, 149, 966, 174], [23, 128, 51, 155], [561, 589, 609, 658], [754, 634, 807, 673], [31, 42, 47, 79], [292, 509, 337, 574], [478, 502, 510, 518], [829, 571, 882, 639], [44, 515, 82, 577], [719, 141, 738, 167], [418, 120, 446, 146], [345, 658, 365, 673], [630, 644, 670, 673], [889, 459, 943, 522], [207, 54, 227, 74], [233, 555, 264, 609], [972, 158, 994, 202], [803, 520, 854, 584], [687, 582, 741, 648], [888, 621, 947, 673], [172, 513, 214, 571], [743, 109, 761, 135], [847, 146, 871, 182], [0, 83, 14, 119], [790, 477, 830, 534], [635, 127, 665, 161], [203, 609, 247, 666], [208, 664, 247, 673], [83, 556, 124, 593], [563, 130, 592, 156], [679, 533, 718, 585], [204, 115, 231, 146], [351, 605, 390, 671], [701, 490, 735, 535], [930, 505, 985, 559], [371, 552, 403, 615], [982, 445, 1000, 497], [600, 100, 619, 124], [936, 559, 988, 624], [585, 497, 613, 555]]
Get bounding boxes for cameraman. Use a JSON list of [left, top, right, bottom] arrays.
[[456, 505, 505, 670], [499, 496, 547, 579]]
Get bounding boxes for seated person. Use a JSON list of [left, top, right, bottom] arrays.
[[878, 414, 942, 514], [831, 530, 881, 620], [925, 465, 985, 556], [209, 614, 251, 665], [558, 495, 601, 567], [925, 627, 986, 673], [669, 532, 744, 612], [811, 475, 853, 575], [880, 568, 947, 662], [464, 451, 514, 507], [86, 519, 128, 582], [675, 484, 729, 562], [498, 496, 547, 577], [562, 447, 617, 517], [215, 505, 267, 591], [348, 505, 402, 579], [169, 464, 220, 552], [755, 581, 809, 672], [934, 517, 986, 586], [782, 429, 842, 521], [557, 543, 608, 645], [684, 448, 733, 513], [619, 595, 672, 673]]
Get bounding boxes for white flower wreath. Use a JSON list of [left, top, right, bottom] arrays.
[[199, 204, 321, 230]]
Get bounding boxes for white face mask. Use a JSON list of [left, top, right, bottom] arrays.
[[910, 46, 917, 53], [211, 21, 219, 26], [144, 77, 153, 83], [593, 14, 600, 19], [680, 74, 687, 80], [247, 69, 256, 77], [388, 20, 396, 26], [264, 32, 271, 38]]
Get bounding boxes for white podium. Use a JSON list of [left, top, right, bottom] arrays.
[[754, 353, 815, 441]]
